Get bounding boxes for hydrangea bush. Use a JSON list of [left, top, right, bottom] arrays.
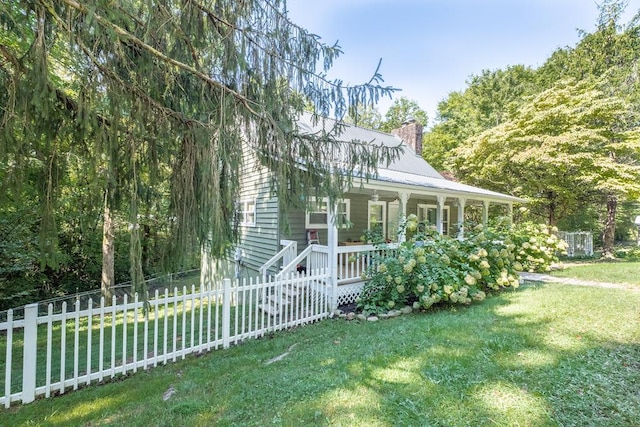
[[509, 222, 568, 272], [357, 216, 567, 315]]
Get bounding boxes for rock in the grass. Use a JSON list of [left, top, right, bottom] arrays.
[[346, 312, 355, 320], [334, 309, 344, 316], [357, 313, 367, 321], [378, 312, 389, 319], [401, 306, 413, 314], [367, 316, 379, 322], [388, 310, 402, 318], [339, 313, 347, 319], [162, 386, 176, 401]]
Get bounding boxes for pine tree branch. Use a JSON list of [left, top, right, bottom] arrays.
[[57, 0, 262, 117], [40, 1, 203, 128]]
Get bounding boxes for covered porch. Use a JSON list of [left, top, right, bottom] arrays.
[[262, 178, 524, 310]]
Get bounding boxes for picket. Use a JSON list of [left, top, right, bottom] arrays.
[[0, 269, 330, 407]]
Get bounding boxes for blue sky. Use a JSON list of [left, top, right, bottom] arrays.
[[287, 0, 640, 125]]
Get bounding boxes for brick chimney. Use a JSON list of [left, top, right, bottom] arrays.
[[391, 119, 423, 156]]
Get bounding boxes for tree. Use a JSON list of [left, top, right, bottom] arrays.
[[424, 66, 538, 171], [425, 0, 640, 253], [0, 0, 399, 300], [345, 102, 383, 129], [450, 78, 640, 256], [380, 97, 428, 133]]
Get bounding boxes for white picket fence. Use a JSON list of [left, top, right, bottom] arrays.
[[0, 269, 331, 407]]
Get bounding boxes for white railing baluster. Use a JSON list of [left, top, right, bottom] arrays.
[[163, 289, 169, 364], [214, 284, 220, 350], [222, 278, 231, 349], [98, 297, 105, 383], [143, 295, 149, 371], [172, 287, 178, 361], [110, 295, 116, 379], [198, 285, 204, 352], [133, 294, 138, 373], [190, 285, 196, 353], [86, 299, 93, 386], [60, 302, 67, 394], [181, 286, 187, 359], [4, 309, 13, 408], [45, 304, 53, 398], [122, 294, 128, 376], [153, 290, 159, 367], [73, 300, 80, 390]]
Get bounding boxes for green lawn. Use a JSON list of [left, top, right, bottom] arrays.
[[2, 282, 639, 426], [551, 261, 640, 286]]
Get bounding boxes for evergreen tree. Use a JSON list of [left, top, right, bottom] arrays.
[[0, 0, 399, 299]]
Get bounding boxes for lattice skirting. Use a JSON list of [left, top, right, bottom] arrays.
[[336, 282, 364, 306]]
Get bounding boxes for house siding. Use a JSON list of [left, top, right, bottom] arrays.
[[237, 149, 279, 276]]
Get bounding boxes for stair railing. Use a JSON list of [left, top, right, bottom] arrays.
[[259, 240, 298, 281]]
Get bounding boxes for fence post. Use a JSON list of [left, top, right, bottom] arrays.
[[22, 303, 38, 404], [222, 278, 231, 349]]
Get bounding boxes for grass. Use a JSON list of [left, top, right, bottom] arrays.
[[2, 281, 639, 426], [551, 260, 640, 286]]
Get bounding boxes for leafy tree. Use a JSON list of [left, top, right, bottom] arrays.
[[346, 102, 383, 129], [424, 66, 538, 171], [380, 97, 428, 133], [425, 0, 640, 254], [0, 0, 399, 301], [449, 78, 640, 256]]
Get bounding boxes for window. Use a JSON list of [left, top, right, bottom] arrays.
[[368, 201, 387, 239], [417, 203, 450, 235], [387, 200, 400, 242], [239, 199, 256, 226], [305, 197, 350, 229]]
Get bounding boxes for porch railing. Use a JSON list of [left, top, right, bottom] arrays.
[[336, 243, 398, 285]]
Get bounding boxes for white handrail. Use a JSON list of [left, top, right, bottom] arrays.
[[276, 245, 330, 279], [259, 240, 298, 280]]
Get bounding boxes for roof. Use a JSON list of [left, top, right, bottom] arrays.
[[296, 113, 524, 204]]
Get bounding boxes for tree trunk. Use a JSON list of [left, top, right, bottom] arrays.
[[101, 201, 115, 300], [602, 194, 617, 258], [546, 191, 557, 226]]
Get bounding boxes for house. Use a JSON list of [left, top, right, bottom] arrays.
[[222, 113, 524, 309]]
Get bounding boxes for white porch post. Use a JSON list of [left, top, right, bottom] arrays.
[[482, 200, 490, 226], [327, 206, 339, 311], [457, 197, 466, 240], [436, 195, 446, 235], [398, 191, 410, 242]]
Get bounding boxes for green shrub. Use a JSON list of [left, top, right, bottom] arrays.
[[614, 246, 640, 261], [357, 217, 568, 315], [509, 222, 568, 272]]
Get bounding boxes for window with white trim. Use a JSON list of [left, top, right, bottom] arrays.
[[305, 198, 350, 229], [387, 200, 400, 242], [417, 203, 450, 235], [239, 199, 256, 226], [368, 200, 387, 238]]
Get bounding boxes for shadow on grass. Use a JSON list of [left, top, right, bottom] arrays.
[[3, 282, 640, 426]]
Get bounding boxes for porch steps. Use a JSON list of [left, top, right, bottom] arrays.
[[258, 283, 304, 316]]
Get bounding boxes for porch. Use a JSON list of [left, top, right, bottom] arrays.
[[261, 183, 522, 310]]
